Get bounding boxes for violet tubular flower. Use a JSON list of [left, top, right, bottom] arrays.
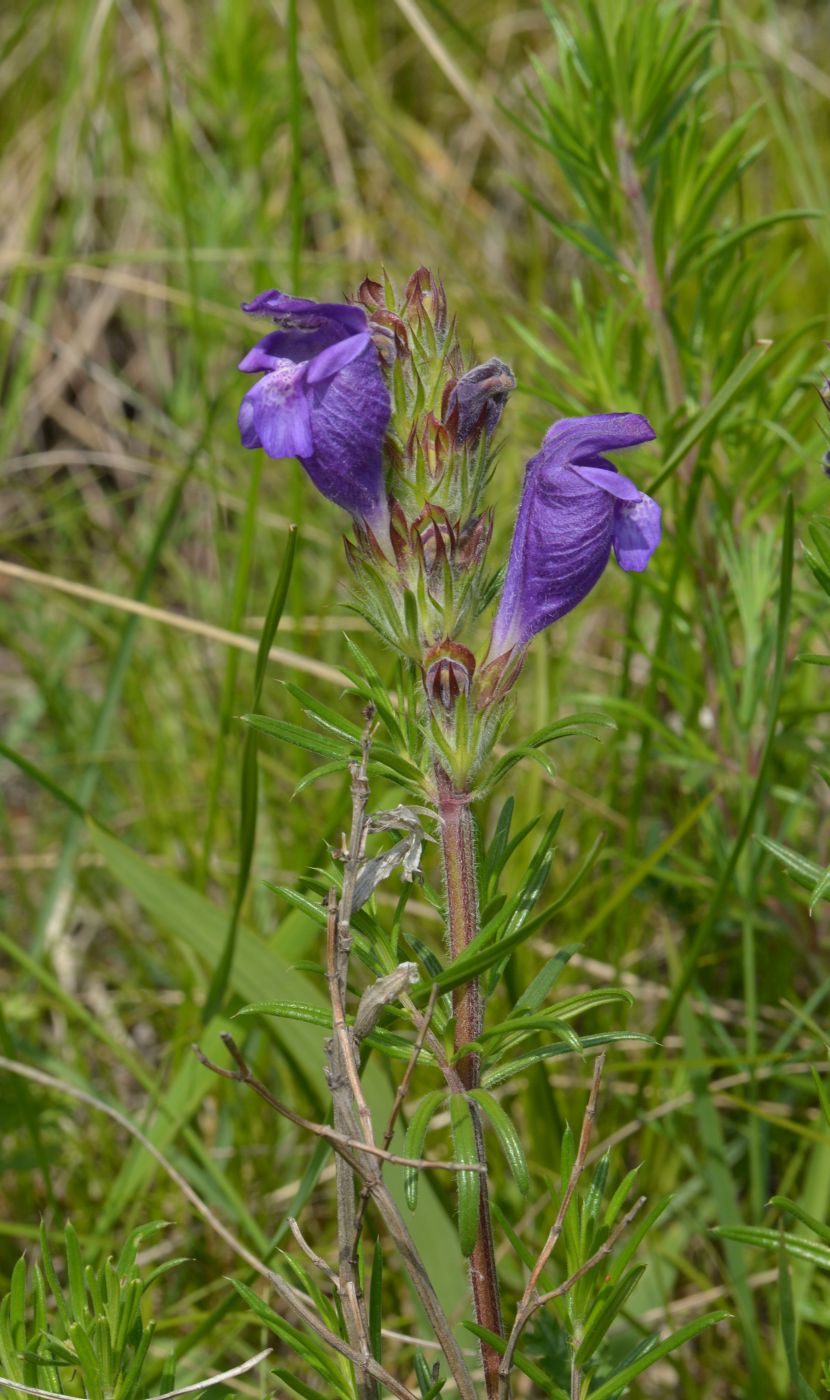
[[238, 290, 391, 531], [492, 412, 661, 656]]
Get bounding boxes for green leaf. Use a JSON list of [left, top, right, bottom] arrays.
[[241, 714, 351, 760], [38, 1222, 70, 1333], [482, 797, 515, 893], [467, 1089, 529, 1195], [115, 1321, 155, 1400], [281, 683, 362, 745], [604, 1166, 643, 1227], [0, 1297, 22, 1384], [810, 866, 830, 916], [203, 526, 298, 1021], [253, 529, 298, 701], [115, 1221, 169, 1278], [141, 1257, 189, 1294], [712, 1226, 830, 1270], [236, 999, 332, 1028], [475, 1014, 582, 1058], [461, 1323, 568, 1399], [768, 1195, 830, 1245], [509, 834, 606, 952], [588, 1312, 729, 1400], [404, 1091, 446, 1210], [512, 945, 580, 1018], [230, 1279, 346, 1389], [9, 1257, 26, 1336], [477, 992, 635, 1067], [450, 1094, 480, 1258], [647, 341, 771, 494], [342, 636, 405, 744], [582, 1151, 610, 1236], [235, 1000, 435, 1065], [68, 1322, 103, 1400], [271, 1370, 332, 1400], [64, 1222, 87, 1325], [778, 1241, 820, 1400], [575, 1264, 646, 1365], [687, 209, 822, 272], [482, 1033, 654, 1090], [756, 835, 826, 892], [655, 496, 794, 1039], [419, 1374, 447, 1400], [811, 1067, 830, 1132]]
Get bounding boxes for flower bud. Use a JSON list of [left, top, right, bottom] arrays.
[[356, 276, 384, 309], [455, 510, 493, 570], [405, 413, 450, 482], [444, 358, 516, 446], [403, 267, 447, 337], [410, 504, 456, 576], [370, 310, 410, 363], [424, 641, 476, 711]]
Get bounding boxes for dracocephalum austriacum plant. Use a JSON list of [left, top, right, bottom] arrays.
[[188, 270, 723, 1400]]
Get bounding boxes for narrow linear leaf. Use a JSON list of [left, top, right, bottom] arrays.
[[655, 497, 793, 1038], [450, 1094, 481, 1258], [462, 1323, 568, 1399], [241, 715, 351, 760], [588, 1311, 729, 1400], [575, 1264, 647, 1365], [467, 1089, 529, 1195], [712, 1226, 830, 1270], [647, 341, 771, 494], [768, 1195, 830, 1245], [778, 1242, 820, 1400], [482, 1033, 653, 1091], [404, 1091, 446, 1211], [204, 527, 298, 1020]]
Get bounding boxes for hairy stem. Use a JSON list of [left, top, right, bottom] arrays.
[[435, 763, 504, 1399]]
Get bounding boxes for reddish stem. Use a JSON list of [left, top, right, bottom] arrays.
[[435, 764, 504, 1398]]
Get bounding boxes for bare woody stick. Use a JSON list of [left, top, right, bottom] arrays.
[[535, 1197, 647, 1312], [352, 984, 440, 1250], [326, 714, 381, 1400]]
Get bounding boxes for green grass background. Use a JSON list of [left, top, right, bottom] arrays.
[[2, 0, 830, 1395]]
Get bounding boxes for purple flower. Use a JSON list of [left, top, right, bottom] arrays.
[[238, 291, 391, 529], [492, 413, 660, 655]]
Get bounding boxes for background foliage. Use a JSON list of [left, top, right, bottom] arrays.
[[1, 0, 829, 1396]]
